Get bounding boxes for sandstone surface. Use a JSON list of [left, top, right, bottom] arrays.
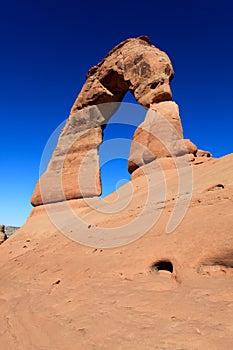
[[0, 154, 233, 349], [1, 37, 232, 349]]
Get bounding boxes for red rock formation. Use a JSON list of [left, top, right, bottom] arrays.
[[31, 36, 177, 206], [31, 36, 209, 206]]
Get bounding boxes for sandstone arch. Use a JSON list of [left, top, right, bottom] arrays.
[[70, 36, 173, 112], [31, 36, 195, 207]]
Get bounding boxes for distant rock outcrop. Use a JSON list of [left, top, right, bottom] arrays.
[[31, 36, 210, 207], [5, 226, 20, 237], [0, 225, 7, 244], [0, 226, 19, 243]]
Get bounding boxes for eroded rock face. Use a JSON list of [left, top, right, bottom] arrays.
[[31, 36, 203, 206]]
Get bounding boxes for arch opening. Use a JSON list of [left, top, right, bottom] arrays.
[[99, 91, 146, 198]]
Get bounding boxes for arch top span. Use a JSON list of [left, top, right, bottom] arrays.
[[70, 36, 174, 115]]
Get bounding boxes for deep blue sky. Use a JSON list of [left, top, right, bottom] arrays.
[[0, 0, 232, 226]]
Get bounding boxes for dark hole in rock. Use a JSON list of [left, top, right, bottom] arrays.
[[151, 82, 159, 89], [53, 279, 61, 285], [164, 64, 171, 76], [151, 260, 173, 273], [216, 184, 224, 188], [207, 183, 225, 191]]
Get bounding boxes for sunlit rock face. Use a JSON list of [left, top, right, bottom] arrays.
[[31, 36, 202, 207]]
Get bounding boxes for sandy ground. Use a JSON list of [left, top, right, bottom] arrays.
[[0, 154, 233, 349]]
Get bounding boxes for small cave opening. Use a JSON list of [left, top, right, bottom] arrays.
[[151, 260, 173, 273]]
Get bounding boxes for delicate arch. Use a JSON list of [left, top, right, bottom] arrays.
[[31, 37, 186, 207]]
